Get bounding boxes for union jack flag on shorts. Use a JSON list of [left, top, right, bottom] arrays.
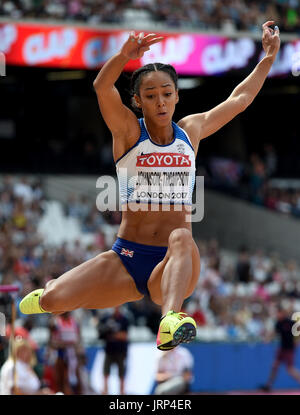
[[121, 248, 134, 257]]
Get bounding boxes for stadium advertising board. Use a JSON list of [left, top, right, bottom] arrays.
[[0, 21, 299, 76]]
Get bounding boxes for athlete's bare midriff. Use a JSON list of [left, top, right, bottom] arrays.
[[117, 204, 193, 246]]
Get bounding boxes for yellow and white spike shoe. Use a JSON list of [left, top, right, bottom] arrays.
[[157, 310, 197, 351], [19, 289, 48, 314]]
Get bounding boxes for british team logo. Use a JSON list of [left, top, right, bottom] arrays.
[[177, 144, 185, 154], [121, 248, 134, 257]]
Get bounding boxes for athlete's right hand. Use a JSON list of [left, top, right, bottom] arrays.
[[120, 31, 164, 60]]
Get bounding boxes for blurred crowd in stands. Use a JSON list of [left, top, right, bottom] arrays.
[[203, 143, 300, 220], [186, 239, 300, 341], [1, 175, 300, 393], [1, 0, 300, 33], [1, 175, 300, 339]]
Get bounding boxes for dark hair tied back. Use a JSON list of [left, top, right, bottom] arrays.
[[130, 63, 178, 111]]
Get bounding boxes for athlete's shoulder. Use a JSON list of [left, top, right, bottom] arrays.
[[113, 116, 142, 163], [177, 115, 200, 137], [177, 115, 202, 153]]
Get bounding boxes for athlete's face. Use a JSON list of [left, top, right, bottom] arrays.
[[134, 71, 179, 125]]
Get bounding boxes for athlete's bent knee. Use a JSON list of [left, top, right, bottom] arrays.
[[168, 228, 193, 252]]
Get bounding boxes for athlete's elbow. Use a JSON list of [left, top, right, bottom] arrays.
[[238, 94, 253, 111], [93, 79, 98, 88], [93, 78, 113, 98], [93, 78, 103, 93], [93, 73, 108, 93]]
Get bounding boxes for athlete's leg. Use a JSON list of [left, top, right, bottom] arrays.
[[23, 251, 143, 314], [286, 365, 300, 384], [55, 357, 72, 395], [147, 228, 200, 350], [118, 355, 126, 395], [147, 228, 200, 314], [102, 353, 111, 395], [265, 359, 280, 389], [102, 375, 109, 395]]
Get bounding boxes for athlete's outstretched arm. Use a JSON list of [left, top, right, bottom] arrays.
[[178, 21, 281, 142], [93, 32, 163, 138]]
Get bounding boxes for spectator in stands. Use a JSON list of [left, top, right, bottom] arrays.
[[264, 186, 279, 210], [248, 153, 266, 205], [70, 239, 85, 263], [0, 337, 54, 395], [275, 190, 293, 215], [5, 317, 38, 351], [95, 228, 108, 252], [236, 246, 252, 283], [98, 307, 129, 395], [263, 143, 278, 178], [0, 0, 299, 34], [82, 205, 106, 232], [77, 195, 91, 222], [250, 248, 271, 282], [77, 351, 94, 395], [66, 194, 82, 218], [0, 191, 13, 222], [245, 309, 265, 339], [0, 336, 7, 369], [254, 280, 271, 302], [13, 177, 33, 205], [203, 256, 222, 290], [187, 299, 206, 327], [154, 345, 194, 395]]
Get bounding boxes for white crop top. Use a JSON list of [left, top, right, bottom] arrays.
[[116, 118, 196, 205]]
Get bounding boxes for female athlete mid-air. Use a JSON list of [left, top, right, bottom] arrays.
[[20, 22, 280, 351]]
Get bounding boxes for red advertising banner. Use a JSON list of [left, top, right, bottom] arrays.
[[0, 21, 300, 76]]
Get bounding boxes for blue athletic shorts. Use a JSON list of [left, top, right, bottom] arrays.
[[111, 237, 168, 296]]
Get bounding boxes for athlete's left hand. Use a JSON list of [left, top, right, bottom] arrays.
[[262, 21, 280, 60], [120, 32, 164, 60]]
